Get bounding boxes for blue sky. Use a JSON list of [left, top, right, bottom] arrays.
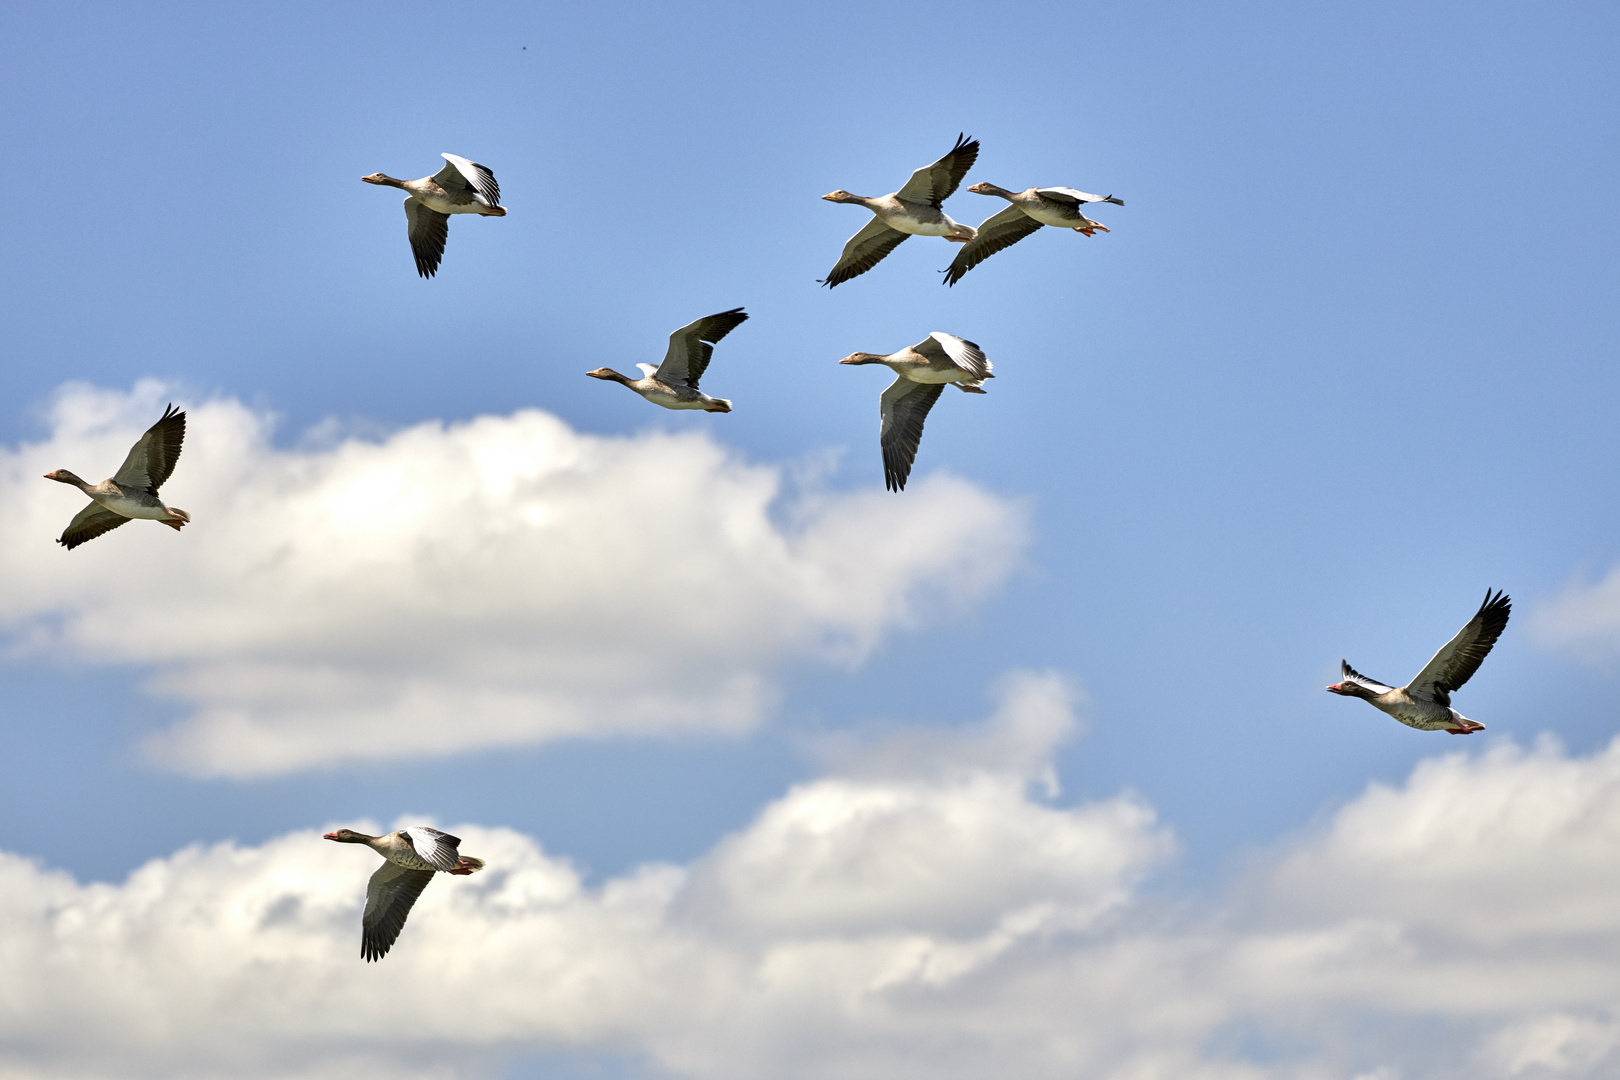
[[4, 3, 1620, 1078]]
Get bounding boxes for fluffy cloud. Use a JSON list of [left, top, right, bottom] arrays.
[[1533, 567, 1620, 667], [0, 382, 1025, 776], [9, 675, 1620, 1079]]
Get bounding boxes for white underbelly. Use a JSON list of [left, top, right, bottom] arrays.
[[637, 386, 708, 410], [903, 366, 971, 385], [1023, 206, 1078, 229], [101, 496, 169, 520], [416, 192, 485, 215], [885, 213, 956, 237]]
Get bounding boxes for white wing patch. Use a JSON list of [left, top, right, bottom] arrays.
[[403, 827, 463, 872]]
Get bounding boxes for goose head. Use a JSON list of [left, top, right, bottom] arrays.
[[586, 367, 631, 383], [821, 190, 863, 204], [1325, 681, 1373, 699], [43, 469, 86, 486], [323, 829, 373, 843], [967, 182, 1013, 197], [838, 352, 882, 366], [361, 173, 405, 188]]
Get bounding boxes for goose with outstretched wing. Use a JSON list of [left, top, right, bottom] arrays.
[[362, 153, 507, 278], [324, 827, 486, 962], [839, 332, 992, 491], [819, 134, 980, 287], [943, 183, 1123, 286], [44, 404, 190, 549], [586, 308, 748, 412], [1327, 590, 1511, 734]]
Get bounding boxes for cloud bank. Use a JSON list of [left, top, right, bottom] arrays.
[[7, 673, 1620, 1079], [0, 382, 1025, 776]]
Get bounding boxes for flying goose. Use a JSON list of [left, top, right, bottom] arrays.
[[586, 307, 748, 412], [44, 404, 189, 550], [324, 827, 486, 962], [1327, 589, 1511, 734], [839, 333, 992, 492], [943, 183, 1124, 286], [362, 154, 507, 278], [820, 135, 980, 288]]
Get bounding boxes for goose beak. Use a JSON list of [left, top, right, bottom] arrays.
[[322, 832, 340, 840]]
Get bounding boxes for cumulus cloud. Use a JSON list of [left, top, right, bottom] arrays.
[[9, 676, 1620, 1079], [0, 382, 1025, 776]]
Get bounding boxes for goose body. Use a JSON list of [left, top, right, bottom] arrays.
[[362, 153, 507, 278], [820, 135, 980, 287], [324, 827, 486, 962], [1327, 590, 1511, 734], [944, 183, 1123, 286], [44, 404, 189, 549], [587, 308, 748, 412], [839, 333, 992, 492]]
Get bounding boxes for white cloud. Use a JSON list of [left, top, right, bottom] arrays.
[[1533, 567, 1620, 667], [0, 382, 1025, 777], [11, 677, 1620, 1079]]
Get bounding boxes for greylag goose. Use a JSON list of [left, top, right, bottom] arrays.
[[44, 404, 188, 550], [820, 134, 980, 288], [943, 183, 1124, 286], [1327, 589, 1511, 734], [586, 308, 748, 412], [324, 827, 486, 962], [362, 154, 506, 278], [839, 333, 992, 492]]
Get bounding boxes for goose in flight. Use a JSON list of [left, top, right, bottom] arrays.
[[943, 183, 1123, 286], [820, 135, 980, 288], [324, 827, 486, 962], [839, 333, 992, 491], [44, 404, 189, 550], [362, 154, 507, 278], [1327, 589, 1511, 734], [586, 307, 748, 412]]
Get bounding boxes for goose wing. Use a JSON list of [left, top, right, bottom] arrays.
[[1406, 590, 1512, 705], [1036, 187, 1123, 207], [360, 861, 436, 962], [404, 197, 450, 278], [402, 827, 465, 872], [1339, 660, 1397, 696], [879, 378, 945, 493], [58, 503, 130, 550], [655, 308, 749, 390], [433, 153, 501, 207], [821, 215, 909, 288], [896, 133, 979, 207], [111, 404, 185, 494], [913, 333, 991, 381], [942, 205, 1044, 286]]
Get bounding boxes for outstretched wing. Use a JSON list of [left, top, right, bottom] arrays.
[[112, 404, 186, 494], [913, 333, 991, 381], [821, 215, 909, 288], [402, 827, 465, 872], [1339, 660, 1397, 696], [1407, 590, 1512, 704], [879, 378, 945, 493], [361, 862, 436, 962], [942, 205, 1045, 286], [1036, 187, 1123, 207], [655, 308, 749, 390], [58, 502, 130, 550], [434, 153, 502, 207], [896, 133, 979, 207], [404, 197, 450, 278]]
